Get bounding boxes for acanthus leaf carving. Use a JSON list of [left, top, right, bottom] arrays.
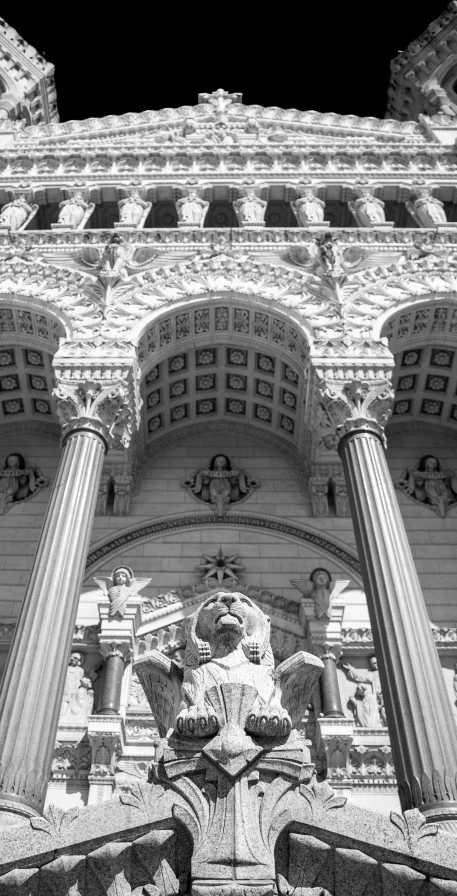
[[319, 377, 394, 446]]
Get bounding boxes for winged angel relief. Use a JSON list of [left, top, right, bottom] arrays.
[[43, 235, 159, 305]]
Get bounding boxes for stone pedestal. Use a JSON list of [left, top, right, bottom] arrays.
[[0, 429, 106, 823], [338, 417, 457, 831]]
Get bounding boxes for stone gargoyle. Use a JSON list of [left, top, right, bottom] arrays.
[[135, 590, 323, 776]]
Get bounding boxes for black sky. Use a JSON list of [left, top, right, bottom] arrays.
[[7, 3, 450, 123]]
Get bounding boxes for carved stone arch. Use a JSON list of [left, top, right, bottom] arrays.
[[131, 291, 314, 358], [134, 294, 312, 458], [0, 293, 68, 352], [376, 295, 457, 352], [0, 299, 64, 428], [350, 256, 457, 341], [0, 262, 103, 340], [132, 419, 310, 496], [375, 296, 457, 434], [84, 511, 363, 582]]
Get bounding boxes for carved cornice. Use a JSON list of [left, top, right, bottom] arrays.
[[84, 511, 362, 580]]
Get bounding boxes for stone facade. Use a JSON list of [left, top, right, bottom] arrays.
[[2, 6, 457, 891]]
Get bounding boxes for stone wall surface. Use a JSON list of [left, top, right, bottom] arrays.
[[1, 430, 457, 627]]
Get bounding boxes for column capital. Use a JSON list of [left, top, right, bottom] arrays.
[[319, 377, 394, 448], [98, 640, 133, 662], [52, 342, 141, 450]]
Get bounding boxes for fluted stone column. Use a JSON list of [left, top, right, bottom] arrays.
[[324, 379, 457, 832], [0, 362, 138, 823]]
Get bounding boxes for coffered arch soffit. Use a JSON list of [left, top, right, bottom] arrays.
[[135, 298, 310, 457], [0, 300, 67, 429], [377, 298, 457, 432]]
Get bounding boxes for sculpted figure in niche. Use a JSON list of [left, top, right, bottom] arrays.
[[292, 187, 325, 226], [176, 188, 209, 227], [0, 453, 47, 514], [94, 566, 151, 619], [57, 191, 91, 228], [0, 195, 33, 230], [118, 190, 151, 228], [396, 455, 457, 518], [60, 652, 95, 723], [234, 187, 267, 226], [348, 187, 387, 227], [184, 454, 258, 517], [342, 656, 383, 728], [135, 590, 323, 743], [406, 189, 447, 227]]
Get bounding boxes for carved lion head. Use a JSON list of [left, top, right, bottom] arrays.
[[184, 591, 273, 669]]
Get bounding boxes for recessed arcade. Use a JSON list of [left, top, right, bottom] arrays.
[[138, 297, 311, 448]]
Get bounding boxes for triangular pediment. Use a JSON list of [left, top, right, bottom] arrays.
[[16, 91, 427, 149]]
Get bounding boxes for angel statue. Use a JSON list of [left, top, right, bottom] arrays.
[[290, 568, 350, 620], [183, 453, 259, 517], [134, 590, 323, 748], [117, 191, 152, 229], [94, 566, 151, 619], [0, 195, 38, 231], [234, 187, 267, 226], [55, 192, 95, 230]]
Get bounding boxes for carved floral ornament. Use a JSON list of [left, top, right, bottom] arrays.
[[318, 378, 395, 447], [0, 238, 457, 349]]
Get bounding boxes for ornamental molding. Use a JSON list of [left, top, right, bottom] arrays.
[[0, 420, 60, 441], [3, 227, 457, 250], [84, 510, 363, 581], [13, 101, 424, 142], [386, 419, 457, 443]]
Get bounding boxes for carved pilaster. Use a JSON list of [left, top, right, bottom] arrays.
[[113, 471, 133, 515], [87, 721, 122, 805], [318, 374, 457, 831]]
